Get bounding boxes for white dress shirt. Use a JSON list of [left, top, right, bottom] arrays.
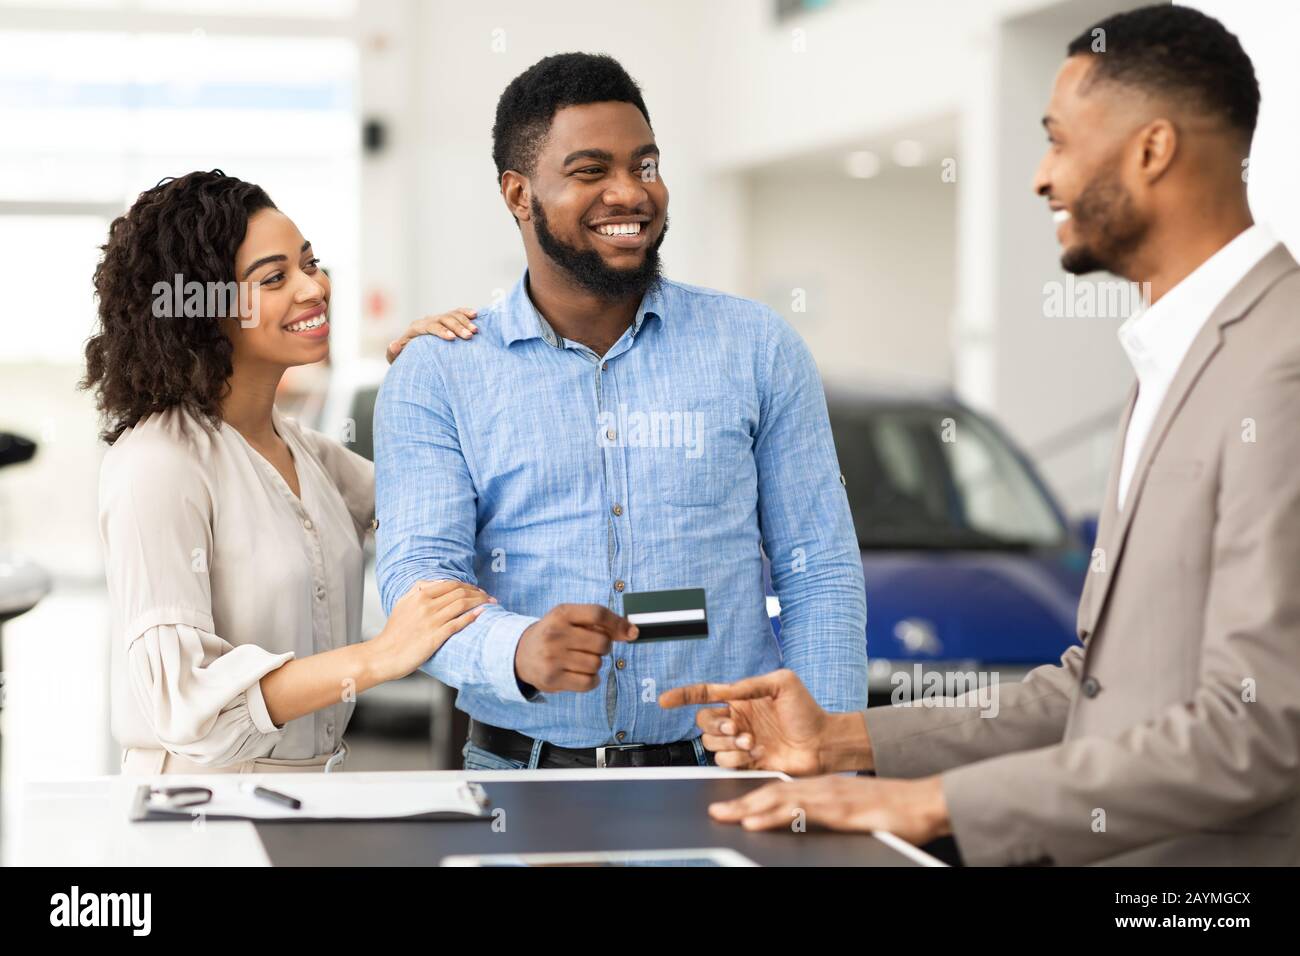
[[100, 405, 374, 767], [1116, 224, 1278, 508]]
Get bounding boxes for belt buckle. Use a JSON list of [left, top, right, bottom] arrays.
[[595, 743, 643, 768]]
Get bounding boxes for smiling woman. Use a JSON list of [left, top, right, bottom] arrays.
[[229, 208, 334, 376], [82, 170, 495, 775], [83, 172, 275, 443]]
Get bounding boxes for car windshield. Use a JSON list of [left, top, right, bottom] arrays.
[[829, 403, 1067, 550]]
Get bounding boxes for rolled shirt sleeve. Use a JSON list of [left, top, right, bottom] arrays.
[[374, 340, 539, 704], [755, 309, 868, 713]]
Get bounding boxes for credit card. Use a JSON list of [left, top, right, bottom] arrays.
[[622, 587, 709, 642]]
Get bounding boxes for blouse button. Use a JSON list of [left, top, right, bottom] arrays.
[[303, 518, 314, 531]]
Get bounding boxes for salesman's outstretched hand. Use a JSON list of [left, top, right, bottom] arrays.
[[658, 668, 872, 775]]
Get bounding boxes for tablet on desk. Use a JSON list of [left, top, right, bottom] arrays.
[[440, 847, 757, 867]]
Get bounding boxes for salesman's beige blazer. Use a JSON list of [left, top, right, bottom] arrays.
[[866, 244, 1300, 866]]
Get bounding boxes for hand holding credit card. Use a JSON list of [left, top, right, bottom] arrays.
[[622, 588, 709, 642], [515, 604, 638, 693]]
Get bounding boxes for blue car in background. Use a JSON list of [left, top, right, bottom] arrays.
[[767, 383, 1094, 703]]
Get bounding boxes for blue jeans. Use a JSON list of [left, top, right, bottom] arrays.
[[462, 738, 711, 770]]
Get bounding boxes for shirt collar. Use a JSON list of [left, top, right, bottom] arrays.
[[499, 269, 665, 349], [1117, 223, 1277, 383]]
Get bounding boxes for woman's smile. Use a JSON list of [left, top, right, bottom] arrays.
[[284, 304, 330, 339]]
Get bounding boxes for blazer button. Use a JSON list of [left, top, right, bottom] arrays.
[[1081, 676, 1101, 698]]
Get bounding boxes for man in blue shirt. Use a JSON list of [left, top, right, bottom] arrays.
[[374, 52, 865, 769]]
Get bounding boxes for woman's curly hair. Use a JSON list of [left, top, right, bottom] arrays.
[[82, 170, 276, 443]]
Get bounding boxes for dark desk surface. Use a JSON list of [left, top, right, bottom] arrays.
[[254, 776, 928, 866]]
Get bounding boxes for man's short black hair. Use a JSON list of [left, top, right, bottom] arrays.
[[492, 52, 652, 183], [1067, 4, 1259, 141]]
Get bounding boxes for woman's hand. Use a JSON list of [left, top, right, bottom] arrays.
[[386, 308, 479, 363], [367, 579, 494, 681]]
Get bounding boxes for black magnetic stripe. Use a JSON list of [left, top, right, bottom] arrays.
[[635, 619, 710, 641]]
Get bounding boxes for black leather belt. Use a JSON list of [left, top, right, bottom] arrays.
[[469, 720, 711, 769]]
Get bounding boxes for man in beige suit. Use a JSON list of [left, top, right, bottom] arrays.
[[660, 4, 1300, 865]]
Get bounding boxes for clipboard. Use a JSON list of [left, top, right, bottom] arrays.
[[129, 779, 493, 823]]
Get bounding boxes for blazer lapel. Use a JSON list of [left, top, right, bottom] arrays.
[[1077, 383, 1135, 637], [1080, 243, 1297, 637]]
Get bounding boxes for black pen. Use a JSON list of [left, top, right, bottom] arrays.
[[249, 785, 301, 810]]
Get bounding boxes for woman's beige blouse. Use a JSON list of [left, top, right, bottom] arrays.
[[99, 405, 374, 767]]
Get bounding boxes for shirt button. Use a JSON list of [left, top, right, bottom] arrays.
[[606, 428, 616, 441], [369, 518, 379, 532], [616, 731, 627, 742], [601, 362, 609, 371], [316, 586, 326, 600], [1081, 676, 1101, 698], [325, 722, 335, 736], [303, 518, 313, 530], [616, 659, 626, 670], [611, 503, 623, 516], [614, 580, 625, 592]]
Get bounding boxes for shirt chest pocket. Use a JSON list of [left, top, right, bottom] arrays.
[[635, 397, 749, 508]]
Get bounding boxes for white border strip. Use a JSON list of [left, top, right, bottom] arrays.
[[627, 608, 706, 625], [873, 829, 949, 867]]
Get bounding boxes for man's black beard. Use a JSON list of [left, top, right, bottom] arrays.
[[531, 197, 668, 300], [1060, 160, 1147, 276]]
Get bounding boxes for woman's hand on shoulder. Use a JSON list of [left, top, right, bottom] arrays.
[[386, 308, 479, 363]]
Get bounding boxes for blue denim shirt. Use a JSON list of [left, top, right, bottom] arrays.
[[374, 271, 866, 747]]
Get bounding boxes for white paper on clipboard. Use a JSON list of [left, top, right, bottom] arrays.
[[131, 777, 490, 822]]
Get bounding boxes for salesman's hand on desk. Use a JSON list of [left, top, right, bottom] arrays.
[[659, 668, 873, 776], [707, 774, 951, 847], [515, 604, 639, 693]]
